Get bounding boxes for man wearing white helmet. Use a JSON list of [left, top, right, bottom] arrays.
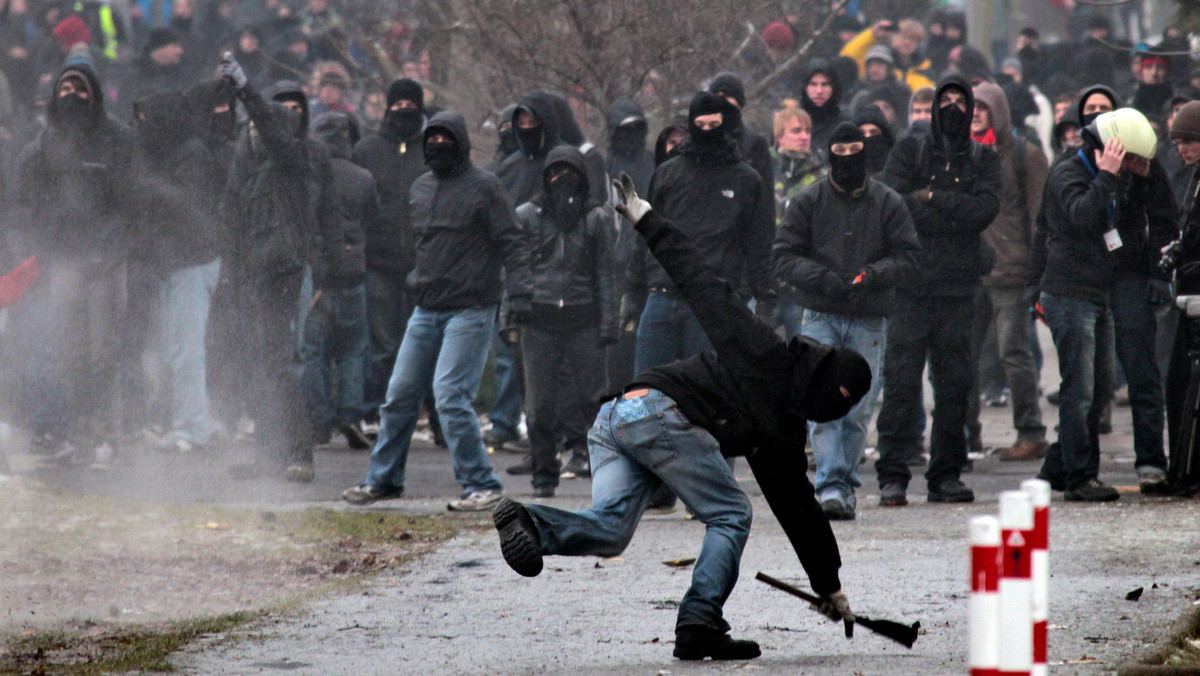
[[1029, 107, 1178, 501]]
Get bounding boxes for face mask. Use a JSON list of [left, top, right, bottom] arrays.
[[546, 169, 587, 225], [829, 150, 867, 192], [1080, 111, 1103, 127], [516, 125, 544, 155], [55, 93, 90, 127], [212, 109, 236, 140], [610, 126, 645, 156], [938, 102, 969, 139], [688, 123, 724, 152], [386, 107, 422, 139], [498, 128, 518, 156], [863, 135, 890, 172], [424, 140, 458, 175]]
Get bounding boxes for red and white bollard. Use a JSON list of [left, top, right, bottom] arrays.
[[998, 490, 1034, 676], [969, 516, 1002, 676], [1022, 479, 1051, 676]]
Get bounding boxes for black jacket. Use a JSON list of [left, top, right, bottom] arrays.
[[1030, 133, 1178, 305], [604, 98, 655, 196], [773, 177, 920, 317], [516, 146, 619, 338], [313, 112, 376, 288], [880, 74, 1001, 296], [497, 91, 564, 206], [351, 111, 427, 275], [407, 111, 532, 311], [624, 138, 773, 320], [626, 209, 843, 596]]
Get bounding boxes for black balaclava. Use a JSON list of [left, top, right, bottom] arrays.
[[687, 91, 728, 152], [853, 104, 895, 173], [938, 84, 970, 140], [424, 136, 458, 176], [497, 103, 520, 157], [385, 78, 425, 140], [544, 161, 588, 227], [827, 122, 868, 193], [708, 71, 746, 132], [54, 74, 92, 129], [610, 121, 647, 157], [515, 108, 545, 156], [805, 346, 872, 423]]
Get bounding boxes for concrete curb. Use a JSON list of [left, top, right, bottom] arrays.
[[1117, 604, 1200, 675]]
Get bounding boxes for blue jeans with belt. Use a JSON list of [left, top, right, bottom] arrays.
[[524, 389, 752, 631]]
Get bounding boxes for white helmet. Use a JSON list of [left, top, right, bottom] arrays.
[[1093, 108, 1157, 160]]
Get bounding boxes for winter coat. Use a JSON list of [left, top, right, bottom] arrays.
[[880, 74, 1002, 296], [407, 111, 532, 311], [626, 208, 844, 597], [604, 98, 655, 196], [516, 146, 619, 339], [840, 28, 935, 93], [973, 81, 1049, 288], [1030, 130, 1178, 305], [350, 113, 427, 275], [773, 177, 920, 318], [623, 137, 772, 321], [313, 112, 375, 288]]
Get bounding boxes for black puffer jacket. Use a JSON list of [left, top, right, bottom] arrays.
[[350, 92, 427, 275], [313, 112, 375, 288], [516, 145, 619, 339], [880, 74, 1001, 296], [773, 177, 920, 317], [407, 111, 532, 311]]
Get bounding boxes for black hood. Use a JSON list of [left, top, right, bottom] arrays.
[[605, 97, 647, 134], [265, 79, 310, 136], [708, 71, 746, 108], [134, 90, 193, 158], [799, 58, 842, 122], [424, 110, 472, 173], [1075, 84, 1122, 126], [547, 92, 586, 147], [931, 73, 975, 149], [312, 111, 354, 159], [654, 114, 688, 167], [513, 90, 562, 157], [853, 104, 895, 147], [47, 63, 105, 130], [536, 144, 597, 214]]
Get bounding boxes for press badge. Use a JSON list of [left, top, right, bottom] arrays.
[[1104, 228, 1123, 251]]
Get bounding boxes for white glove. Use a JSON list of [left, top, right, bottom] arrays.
[[818, 589, 855, 637], [220, 56, 248, 90], [612, 172, 651, 224]]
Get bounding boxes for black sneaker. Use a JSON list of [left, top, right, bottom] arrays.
[[928, 478, 975, 503], [493, 498, 542, 577], [1064, 478, 1120, 502], [1139, 472, 1172, 496], [505, 454, 534, 475], [532, 485, 554, 498], [673, 624, 761, 661], [821, 498, 855, 521], [341, 423, 372, 450], [561, 452, 590, 479], [879, 483, 908, 507]]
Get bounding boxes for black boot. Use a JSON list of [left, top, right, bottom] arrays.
[[493, 498, 543, 577], [673, 624, 760, 661]]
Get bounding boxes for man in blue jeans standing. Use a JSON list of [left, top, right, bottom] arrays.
[[341, 111, 532, 512], [492, 176, 867, 660], [773, 123, 920, 520]]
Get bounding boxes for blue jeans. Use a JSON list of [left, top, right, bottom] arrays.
[[365, 305, 503, 496], [300, 284, 370, 439], [800, 310, 885, 508], [488, 333, 524, 438], [1039, 293, 1116, 490], [158, 258, 220, 445], [634, 291, 713, 374], [524, 389, 752, 631], [1109, 276, 1168, 474]]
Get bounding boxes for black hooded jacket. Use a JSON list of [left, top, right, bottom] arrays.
[[547, 92, 609, 205], [351, 87, 428, 275], [497, 90, 564, 206], [604, 98, 655, 196], [516, 145, 619, 338], [799, 59, 846, 151], [407, 111, 532, 311], [626, 208, 846, 597], [313, 112, 376, 288], [16, 64, 136, 261], [880, 74, 1002, 296]]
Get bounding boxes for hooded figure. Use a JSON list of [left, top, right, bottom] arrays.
[[605, 98, 654, 196], [1076, 84, 1122, 130], [497, 90, 564, 206], [798, 59, 846, 151], [544, 91, 609, 205], [311, 112, 373, 289], [186, 78, 239, 151], [653, 115, 689, 167], [852, 104, 895, 175], [709, 71, 775, 221], [490, 102, 519, 171]]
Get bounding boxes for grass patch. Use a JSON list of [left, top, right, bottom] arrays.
[[0, 612, 257, 675], [1164, 636, 1200, 666]]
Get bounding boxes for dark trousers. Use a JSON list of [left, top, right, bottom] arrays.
[[365, 267, 413, 411], [876, 292, 975, 489], [967, 285, 1047, 445], [520, 324, 605, 490], [1110, 276, 1168, 473]]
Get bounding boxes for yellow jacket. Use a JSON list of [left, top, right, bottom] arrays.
[[840, 28, 935, 92]]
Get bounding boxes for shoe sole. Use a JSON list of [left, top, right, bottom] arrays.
[[673, 646, 762, 660], [493, 498, 543, 577], [927, 493, 975, 503]]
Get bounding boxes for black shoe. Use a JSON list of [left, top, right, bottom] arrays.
[[505, 454, 534, 475], [561, 452, 590, 479], [928, 478, 975, 503], [532, 485, 554, 498], [673, 625, 761, 661], [879, 483, 908, 507], [1064, 478, 1119, 502], [483, 429, 516, 449], [821, 498, 855, 521], [341, 423, 372, 450], [493, 498, 543, 577]]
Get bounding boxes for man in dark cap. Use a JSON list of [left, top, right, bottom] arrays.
[[493, 174, 868, 661], [708, 71, 774, 209]]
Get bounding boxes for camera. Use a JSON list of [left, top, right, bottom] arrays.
[[1159, 239, 1182, 275]]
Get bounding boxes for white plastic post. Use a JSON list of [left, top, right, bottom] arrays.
[[1022, 479, 1051, 676], [998, 490, 1034, 676], [969, 516, 1001, 676]]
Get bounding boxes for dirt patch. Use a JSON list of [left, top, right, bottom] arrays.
[[0, 477, 464, 673]]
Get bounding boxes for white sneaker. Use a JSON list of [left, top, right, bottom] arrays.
[[447, 490, 503, 512]]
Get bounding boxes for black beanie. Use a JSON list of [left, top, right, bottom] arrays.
[[688, 91, 729, 124], [1171, 100, 1200, 142], [708, 72, 746, 108], [145, 27, 182, 54], [388, 78, 424, 111], [828, 121, 865, 150]]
